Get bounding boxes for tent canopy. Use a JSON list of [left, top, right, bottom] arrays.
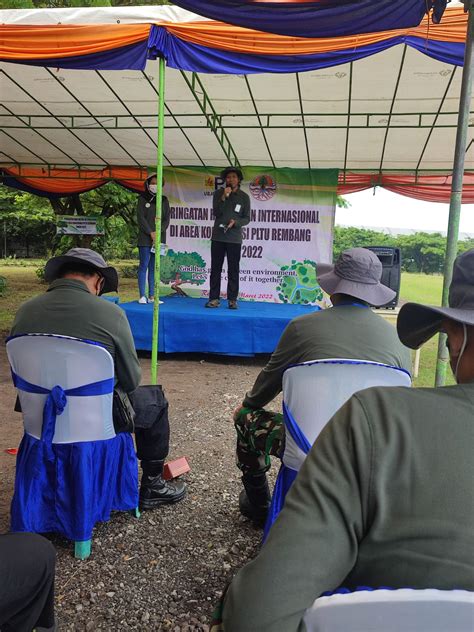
[[0, 3, 473, 202]]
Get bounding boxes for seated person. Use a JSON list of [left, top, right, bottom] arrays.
[[10, 248, 185, 510], [221, 249, 474, 630], [0, 532, 56, 632], [233, 248, 411, 526]]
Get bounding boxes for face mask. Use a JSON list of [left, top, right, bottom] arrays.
[[149, 184, 157, 195], [454, 323, 468, 384]]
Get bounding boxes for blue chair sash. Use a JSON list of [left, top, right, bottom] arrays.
[[263, 401, 311, 540], [12, 371, 115, 448]]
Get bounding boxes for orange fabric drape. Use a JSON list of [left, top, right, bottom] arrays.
[[2, 166, 148, 194], [164, 7, 467, 56], [0, 24, 150, 60], [4, 166, 474, 204], [338, 172, 474, 204]]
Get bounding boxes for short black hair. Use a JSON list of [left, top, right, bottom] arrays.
[[221, 166, 243, 182]]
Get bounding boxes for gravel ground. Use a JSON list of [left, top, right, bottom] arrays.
[[0, 347, 280, 631]]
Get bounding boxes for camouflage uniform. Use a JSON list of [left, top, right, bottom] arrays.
[[234, 407, 284, 475]]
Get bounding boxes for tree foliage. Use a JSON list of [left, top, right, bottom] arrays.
[[0, 182, 138, 258], [333, 226, 474, 274]]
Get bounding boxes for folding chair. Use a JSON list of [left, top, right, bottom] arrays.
[[6, 333, 139, 559], [264, 359, 411, 538], [303, 588, 474, 632]]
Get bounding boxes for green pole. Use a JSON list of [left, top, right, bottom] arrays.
[[435, 0, 474, 386], [151, 56, 166, 385]]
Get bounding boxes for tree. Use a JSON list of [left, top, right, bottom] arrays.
[[0, 186, 56, 257], [332, 226, 395, 261]]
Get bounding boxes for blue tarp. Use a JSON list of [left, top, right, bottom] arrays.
[[171, 1, 447, 38]]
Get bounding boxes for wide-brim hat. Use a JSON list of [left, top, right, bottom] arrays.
[[44, 248, 118, 295], [397, 249, 474, 349], [317, 247, 396, 307], [221, 166, 243, 181]]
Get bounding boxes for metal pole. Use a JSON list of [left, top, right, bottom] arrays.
[[435, 1, 474, 386], [151, 56, 166, 385]]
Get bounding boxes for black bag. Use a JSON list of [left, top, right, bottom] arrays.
[[112, 387, 136, 434]]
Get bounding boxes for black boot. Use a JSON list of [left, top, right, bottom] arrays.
[[239, 472, 271, 528], [139, 460, 186, 510]]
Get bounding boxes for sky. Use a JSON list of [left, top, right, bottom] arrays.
[[336, 188, 474, 236]]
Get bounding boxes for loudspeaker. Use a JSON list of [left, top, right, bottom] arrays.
[[366, 246, 401, 309]]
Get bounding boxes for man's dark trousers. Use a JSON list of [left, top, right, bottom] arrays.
[[209, 240, 242, 301], [129, 385, 170, 462], [0, 533, 56, 632]]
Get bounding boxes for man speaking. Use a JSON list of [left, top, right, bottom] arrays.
[[205, 167, 251, 310]]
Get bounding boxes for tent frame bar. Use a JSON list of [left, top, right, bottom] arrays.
[[141, 70, 206, 167], [1, 68, 107, 166], [435, 0, 474, 386], [244, 76, 276, 168], [296, 73, 311, 169], [342, 62, 354, 183], [2, 163, 473, 179], [3, 112, 470, 131], [179, 71, 241, 167], [42, 66, 148, 167], [94, 69, 173, 167], [416, 67, 458, 172], [378, 45, 407, 175]]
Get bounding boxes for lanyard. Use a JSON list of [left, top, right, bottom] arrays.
[[333, 302, 369, 308]]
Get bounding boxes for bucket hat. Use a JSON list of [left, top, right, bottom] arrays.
[[317, 247, 395, 307], [397, 249, 474, 349], [44, 248, 118, 295]]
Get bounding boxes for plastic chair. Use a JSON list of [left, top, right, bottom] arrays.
[[6, 333, 139, 559], [264, 359, 411, 538], [302, 588, 474, 632]]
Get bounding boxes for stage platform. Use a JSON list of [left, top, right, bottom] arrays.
[[120, 296, 319, 356]]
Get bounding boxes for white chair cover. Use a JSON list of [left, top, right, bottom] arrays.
[[282, 359, 411, 472], [7, 333, 116, 443], [303, 588, 474, 632]]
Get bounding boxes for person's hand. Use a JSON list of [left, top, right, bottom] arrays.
[[150, 231, 156, 242], [223, 186, 232, 200], [233, 404, 245, 421], [227, 219, 236, 229]]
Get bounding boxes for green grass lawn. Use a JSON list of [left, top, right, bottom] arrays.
[[0, 263, 453, 387]]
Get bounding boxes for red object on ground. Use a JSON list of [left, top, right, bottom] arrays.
[[163, 457, 190, 480], [5, 448, 18, 455]]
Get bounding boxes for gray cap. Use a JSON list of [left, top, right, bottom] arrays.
[[44, 248, 118, 295], [317, 247, 396, 307], [397, 249, 474, 349]]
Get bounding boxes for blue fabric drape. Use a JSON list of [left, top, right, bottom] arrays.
[[11, 371, 138, 542], [170, 1, 432, 38], [148, 27, 465, 75], [263, 401, 311, 540]]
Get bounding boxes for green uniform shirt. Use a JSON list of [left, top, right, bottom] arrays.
[[224, 383, 474, 630], [212, 188, 251, 244], [244, 305, 412, 409], [10, 279, 141, 393]]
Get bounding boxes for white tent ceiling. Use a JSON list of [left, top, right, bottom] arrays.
[[0, 6, 473, 174]]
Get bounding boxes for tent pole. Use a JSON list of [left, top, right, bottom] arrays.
[[151, 56, 166, 385], [435, 0, 474, 387]]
